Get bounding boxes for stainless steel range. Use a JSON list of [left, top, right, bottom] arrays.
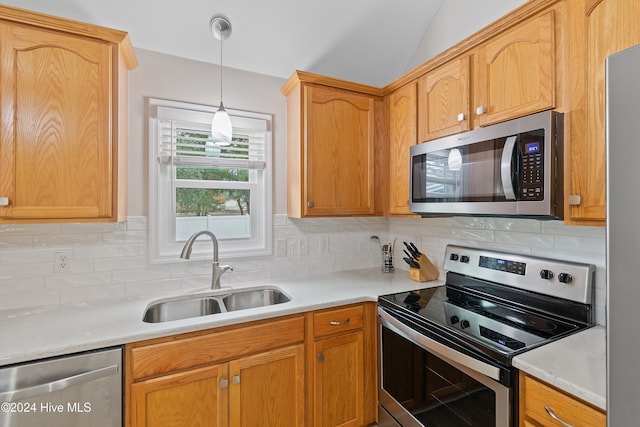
[[377, 245, 595, 427]]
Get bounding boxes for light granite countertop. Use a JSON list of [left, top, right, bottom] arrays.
[[0, 267, 606, 410], [0, 268, 433, 366], [513, 325, 606, 410]]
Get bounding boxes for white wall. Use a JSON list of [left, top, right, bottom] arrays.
[[127, 48, 289, 215], [406, 0, 528, 70]]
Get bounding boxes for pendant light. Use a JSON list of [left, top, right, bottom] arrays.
[[210, 15, 232, 146]]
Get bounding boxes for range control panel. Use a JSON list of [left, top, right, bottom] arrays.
[[443, 245, 595, 304]]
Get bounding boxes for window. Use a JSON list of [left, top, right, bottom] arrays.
[[149, 98, 272, 262]]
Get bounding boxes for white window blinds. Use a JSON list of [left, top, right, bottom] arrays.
[[156, 105, 268, 170]]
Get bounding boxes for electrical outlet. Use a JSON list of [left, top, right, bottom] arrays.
[[276, 239, 287, 257], [320, 237, 329, 253], [54, 250, 73, 273], [298, 238, 308, 255]]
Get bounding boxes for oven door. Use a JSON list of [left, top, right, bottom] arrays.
[[378, 308, 511, 427]]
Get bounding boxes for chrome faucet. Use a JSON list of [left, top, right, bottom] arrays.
[[180, 230, 233, 290]]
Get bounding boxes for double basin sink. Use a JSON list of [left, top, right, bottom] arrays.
[[143, 286, 291, 323]]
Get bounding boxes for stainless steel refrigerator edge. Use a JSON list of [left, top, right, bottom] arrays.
[[606, 43, 640, 426]]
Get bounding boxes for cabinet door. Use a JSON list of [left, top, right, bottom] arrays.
[[389, 82, 417, 215], [313, 332, 364, 427], [520, 373, 606, 427], [304, 84, 375, 216], [0, 23, 113, 220], [565, 0, 640, 224], [418, 56, 471, 141], [474, 11, 555, 127], [229, 344, 305, 427], [130, 364, 228, 427]]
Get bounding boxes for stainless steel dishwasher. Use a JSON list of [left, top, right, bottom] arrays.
[[0, 346, 122, 427]]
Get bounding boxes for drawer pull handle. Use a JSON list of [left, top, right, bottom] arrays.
[[330, 318, 350, 326], [545, 406, 574, 427]]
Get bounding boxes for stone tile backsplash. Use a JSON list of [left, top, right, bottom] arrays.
[[0, 215, 606, 325]]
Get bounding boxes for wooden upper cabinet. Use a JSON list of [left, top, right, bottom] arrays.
[[0, 5, 137, 223], [388, 82, 417, 215], [283, 72, 379, 217], [565, 0, 640, 224], [418, 55, 471, 141], [474, 10, 556, 127]]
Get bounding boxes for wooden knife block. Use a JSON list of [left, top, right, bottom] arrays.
[[409, 254, 440, 282]]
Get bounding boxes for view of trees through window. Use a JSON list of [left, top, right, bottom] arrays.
[[175, 131, 251, 217]]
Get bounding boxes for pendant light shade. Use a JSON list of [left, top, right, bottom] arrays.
[[212, 101, 232, 146], [210, 15, 232, 146]]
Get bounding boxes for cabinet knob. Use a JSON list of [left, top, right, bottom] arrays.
[[457, 113, 465, 122], [0, 197, 9, 206], [317, 353, 325, 362], [476, 106, 486, 115], [568, 195, 582, 206], [220, 378, 229, 388], [232, 375, 240, 385], [307, 200, 314, 208]]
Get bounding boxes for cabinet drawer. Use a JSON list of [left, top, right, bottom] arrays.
[[129, 315, 305, 381], [313, 305, 364, 338], [521, 374, 606, 427]]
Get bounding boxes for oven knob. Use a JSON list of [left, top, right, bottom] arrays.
[[558, 273, 573, 284], [450, 253, 459, 261], [460, 255, 470, 263], [460, 320, 470, 329], [450, 315, 459, 325], [540, 269, 554, 280]]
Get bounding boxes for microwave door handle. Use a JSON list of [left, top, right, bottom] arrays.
[[500, 135, 518, 200]]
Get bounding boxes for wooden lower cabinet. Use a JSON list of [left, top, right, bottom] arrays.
[[309, 303, 377, 427], [313, 332, 364, 427], [229, 345, 305, 427], [126, 303, 376, 427], [519, 372, 606, 427], [131, 364, 228, 427], [126, 315, 306, 427]]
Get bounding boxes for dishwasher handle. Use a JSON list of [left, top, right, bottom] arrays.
[[0, 364, 119, 402]]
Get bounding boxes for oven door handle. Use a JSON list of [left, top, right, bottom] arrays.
[[378, 308, 502, 382]]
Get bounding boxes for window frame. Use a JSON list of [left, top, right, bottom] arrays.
[[148, 97, 273, 263]]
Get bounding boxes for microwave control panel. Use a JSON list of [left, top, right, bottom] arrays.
[[520, 140, 543, 200]]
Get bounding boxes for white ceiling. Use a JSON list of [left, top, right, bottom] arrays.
[[3, 0, 446, 87]]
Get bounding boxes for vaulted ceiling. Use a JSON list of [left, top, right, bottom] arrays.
[[4, 0, 446, 87]]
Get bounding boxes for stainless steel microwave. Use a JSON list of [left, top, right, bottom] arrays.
[[409, 110, 563, 218]]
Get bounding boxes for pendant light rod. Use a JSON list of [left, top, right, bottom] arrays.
[[209, 15, 233, 146], [210, 15, 231, 102]]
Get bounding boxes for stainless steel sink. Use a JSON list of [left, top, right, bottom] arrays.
[[143, 296, 223, 323], [143, 286, 291, 323], [222, 288, 291, 311]]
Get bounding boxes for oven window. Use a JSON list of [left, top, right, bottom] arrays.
[[381, 327, 497, 427]]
